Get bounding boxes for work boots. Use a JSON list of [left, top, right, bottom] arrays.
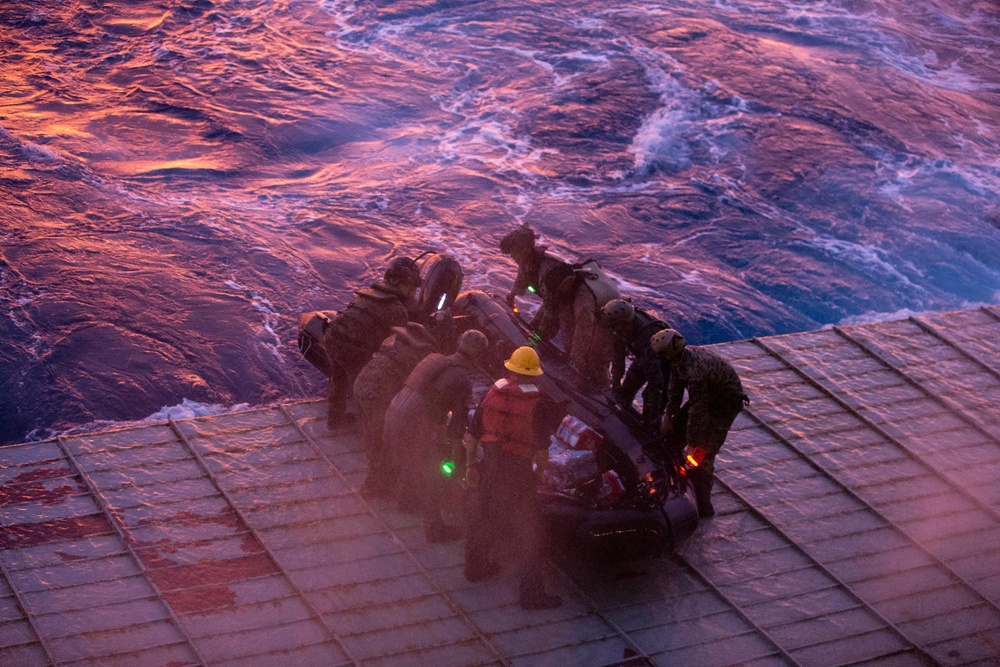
[[689, 467, 715, 517]]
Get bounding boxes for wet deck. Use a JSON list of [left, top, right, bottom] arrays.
[[2, 306, 1000, 666]]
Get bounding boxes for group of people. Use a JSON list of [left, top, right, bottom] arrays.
[[315, 255, 482, 543], [312, 250, 564, 609], [499, 223, 749, 518], [309, 223, 749, 610]]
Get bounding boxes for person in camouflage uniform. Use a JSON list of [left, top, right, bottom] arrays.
[[383, 329, 489, 543], [500, 223, 620, 386], [601, 299, 672, 426], [322, 257, 421, 427], [353, 322, 439, 496], [652, 329, 749, 517]]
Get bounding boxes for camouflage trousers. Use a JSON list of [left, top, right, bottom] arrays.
[[324, 335, 370, 426], [383, 388, 449, 528], [559, 288, 613, 387], [684, 392, 745, 514], [353, 361, 410, 490]]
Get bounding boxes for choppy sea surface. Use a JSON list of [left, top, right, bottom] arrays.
[[2, 0, 999, 445]]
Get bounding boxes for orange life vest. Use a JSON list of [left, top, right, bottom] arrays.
[[479, 377, 542, 460]]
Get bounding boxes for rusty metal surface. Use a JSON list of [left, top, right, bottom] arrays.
[[3, 306, 1000, 666]]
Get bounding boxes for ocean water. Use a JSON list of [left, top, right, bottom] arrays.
[[1, 0, 999, 444]]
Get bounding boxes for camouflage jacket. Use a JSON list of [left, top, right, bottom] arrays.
[[665, 346, 745, 418], [610, 308, 669, 386], [325, 281, 410, 371], [401, 352, 474, 439], [354, 333, 432, 406]]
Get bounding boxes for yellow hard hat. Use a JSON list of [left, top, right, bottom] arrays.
[[504, 346, 544, 376]]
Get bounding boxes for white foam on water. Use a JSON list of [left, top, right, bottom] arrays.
[[22, 399, 255, 444], [621, 43, 746, 178], [491, 45, 611, 88], [879, 154, 996, 201], [806, 235, 924, 292], [871, 41, 991, 93], [225, 279, 286, 363], [834, 292, 1000, 326], [613, 276, 663, 297], [832, 307, 928, 327], [679, 268, 713, 287], [358, 193, 390, 211], [692, 0, 999, 94], [21, 142, 62, 164], [2, 125, 65, 166], [142, 397, 253, 422], [318, 1, 624, 186], [630, 100, 697, 175], [570, 16, 608, 31]]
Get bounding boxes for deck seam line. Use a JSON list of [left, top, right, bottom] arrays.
[[667, 548, 806, 666], [167, 418, 362, 667], [826, 329, 1000, 519], [747, 343, 1000, 602], [713, 473, 937, 663], [549, 565, 659, 663], [742, 339, 1000, 641], [55, 435, 209, 666], [753, 337, 1000, 524], [0, 544, 57, 665], [836, 325, 1000, 446], [278, 404, 513, 667], [910, 315, 1000, 384]]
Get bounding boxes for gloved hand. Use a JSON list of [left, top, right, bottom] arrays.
[[505, 292, 517, 309]]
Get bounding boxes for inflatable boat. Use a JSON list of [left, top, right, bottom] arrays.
[[450, 289, 698, 560], [297, 253, 699, 560]]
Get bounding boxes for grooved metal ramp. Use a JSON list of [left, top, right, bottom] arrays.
[[2, 306, 1000, 666]]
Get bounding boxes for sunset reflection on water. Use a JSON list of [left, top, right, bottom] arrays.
[[1, 0, 999, 443]]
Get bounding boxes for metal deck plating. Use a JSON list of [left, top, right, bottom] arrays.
[[3, 306, 1000, 666]]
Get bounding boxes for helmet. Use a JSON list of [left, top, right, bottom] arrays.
[[504, 346, 543, 376], [650, 328, 686, 360], [601, 299, 635, 329], [457, 329, 489, 358], [499, 224, 538, 256], [384, 257, 420, 288]]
